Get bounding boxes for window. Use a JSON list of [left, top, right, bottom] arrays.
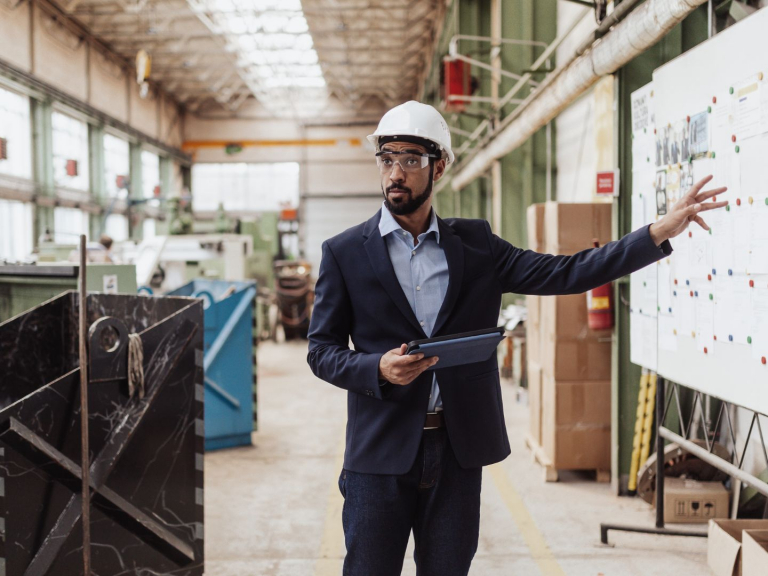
[[104, 133, 130, 198], [104, 214, 129, 242], [0, 86, 32, 180], [141, 150, 161, 199], [0, 199, 33, 262], [52, 111, 90, 191], [54, 206, 89, 244], [192, 162, 300, 212]]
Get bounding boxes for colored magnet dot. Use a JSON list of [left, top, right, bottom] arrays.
[[713, 96, 717, 104], [712, 269, 717, 275], [673, 329, 678, 335], [654, 128, 657, 135], [690, 291, 694, 297], [714, 335, 717, 341], [749, 196, 754, 205], [688, 231, 693, 238], [644, 128, 647, 134], [674, 279, 679, 285], [708, 274, 712, 281], [686, 280, 690, 286], [673, 290, 677, 296], [643, 281, 647, 287], [736, 145, 740, 153], [704, 347, 708, 354], [729, 335, 734, 342], [737, 198, 742, 206], [691, 331, 696, 338], [729, 87, 734, 94], [760, 72, 765, 81], [750, 279, 755, 288], [695, 291, 699, 297], [728, 269, 733, 276], [726, 204, 730, 212], [763, 357, 767, 365], [765, 198, 768, 206], [732, 135, 737, 142], [646, 157, 650, 162], [708, 106, 712, 113], [687, 115, 691, 123], [709, 229, 712, 235], [748, 336, 753, 344], [657, 305, 661, 312], [709, 294, 713, 300], [711, 151, 716, 159], [668, 307, 672, 313]]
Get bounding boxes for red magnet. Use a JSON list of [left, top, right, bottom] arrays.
[[704, 347, 708, 354], [732, 135, 737, 142], [708, 274, 712, 281], [737, 198, 742, 206], [690, 290, 694, 297], [688, 231, 693, 238], [687, 115, 691, 123], [763, 356, 767, 365], [750, 279, 755, 288], [712, 96, 717, 104]]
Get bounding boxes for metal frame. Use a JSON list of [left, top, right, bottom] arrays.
[[600, 377, 768, 545]]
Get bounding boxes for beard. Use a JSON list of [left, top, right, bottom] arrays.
[[382, 178, 433, 216]]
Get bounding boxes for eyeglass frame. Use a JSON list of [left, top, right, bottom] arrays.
[[375, 150, 442, 174]]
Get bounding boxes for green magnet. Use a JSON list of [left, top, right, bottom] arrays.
[[726, 205, 731, 212], [709, 294, 713, 300], [711, 151, 716, 159], [707, 106, 712, 113], [748, 336, 752, 344], [736, 145, 740, 153], [730, 87, 734, 94]]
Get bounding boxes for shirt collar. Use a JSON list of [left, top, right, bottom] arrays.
[[379, 201, 440, 244]]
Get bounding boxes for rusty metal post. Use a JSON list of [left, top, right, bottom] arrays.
[[78, 235, 91, 575]]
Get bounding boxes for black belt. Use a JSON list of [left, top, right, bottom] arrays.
[[424, 411, 444, 430]]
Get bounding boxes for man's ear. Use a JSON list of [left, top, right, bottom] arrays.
[[432, 159, 447, 182]]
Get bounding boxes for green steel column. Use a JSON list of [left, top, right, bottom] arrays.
[[89, 123, 105, 239], [31, 97, 54, 244], [128, 143, 143, 241]]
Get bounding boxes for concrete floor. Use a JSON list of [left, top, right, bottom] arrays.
[[204, 340, 711, 576]]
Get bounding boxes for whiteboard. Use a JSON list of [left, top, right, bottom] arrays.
[[630, 8, 768, 415]]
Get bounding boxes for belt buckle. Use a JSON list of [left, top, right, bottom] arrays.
[[424, 411, 441, 430]]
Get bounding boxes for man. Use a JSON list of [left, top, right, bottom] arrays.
[[307, 101, 726, 576]]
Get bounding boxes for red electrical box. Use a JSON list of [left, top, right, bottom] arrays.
[[65, 159, 78, 177], [0, 137, 7, 161], [443, 58, 471, 113]]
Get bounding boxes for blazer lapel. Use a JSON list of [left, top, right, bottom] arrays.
[[432, 216, 464, 336], [363, 210, 428, 337]]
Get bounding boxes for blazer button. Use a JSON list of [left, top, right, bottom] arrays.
[[366, 390, 373, 396]]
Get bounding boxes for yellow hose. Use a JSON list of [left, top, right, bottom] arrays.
[[628, 369, 650, 494]]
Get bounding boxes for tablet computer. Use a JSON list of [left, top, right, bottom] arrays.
[[405, 326, 506, 370]]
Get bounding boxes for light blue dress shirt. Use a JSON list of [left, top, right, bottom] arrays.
[[378, 201, 449, 412]]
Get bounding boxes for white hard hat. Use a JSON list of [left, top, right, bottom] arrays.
[[367, 101, 454, 164]]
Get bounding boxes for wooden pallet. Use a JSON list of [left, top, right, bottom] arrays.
[[524, 433, 610, 483]]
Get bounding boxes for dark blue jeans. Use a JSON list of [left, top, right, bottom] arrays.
[[338, 428, 482, 576]]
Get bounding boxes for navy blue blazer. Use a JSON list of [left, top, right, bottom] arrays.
[[307, 209, 671, 475]]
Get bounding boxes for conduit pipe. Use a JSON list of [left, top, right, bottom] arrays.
[[450, 0, 708, 191]]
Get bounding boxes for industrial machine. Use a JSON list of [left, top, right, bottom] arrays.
[[0, 263, 137, 322], [274, 259, 313, 340]]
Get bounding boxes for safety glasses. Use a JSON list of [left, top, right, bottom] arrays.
[[375, 151, 440, 174]]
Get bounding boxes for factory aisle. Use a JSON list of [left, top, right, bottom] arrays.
[[204, 341, 709, 576]]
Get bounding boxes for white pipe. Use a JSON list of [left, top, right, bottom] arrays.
[[451, 0, 709, 191]]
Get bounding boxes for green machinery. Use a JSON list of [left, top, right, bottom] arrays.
[[0, 264, 137, 322]]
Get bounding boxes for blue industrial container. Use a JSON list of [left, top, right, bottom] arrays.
[[170, 279, 257, 450]]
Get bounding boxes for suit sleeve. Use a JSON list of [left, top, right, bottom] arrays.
[[307, 241, 387, 399], [484, 222, 673, 295]]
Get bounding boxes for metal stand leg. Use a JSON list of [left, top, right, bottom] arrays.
[[599, 378, 706, 545]]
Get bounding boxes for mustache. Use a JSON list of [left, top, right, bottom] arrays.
[[386, 185, 412, 194]]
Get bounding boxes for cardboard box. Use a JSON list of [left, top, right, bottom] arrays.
[[742, 530, 768, 576], [662, 478, 729, 524], [542, 376, 610, 427], [540, 336, 612, 381], [544, 202, 612, 255], [526, 203, 546, 252], [707, 520, 768, 576], [541, 420, 610, 471], [528, 362, 543, 445]]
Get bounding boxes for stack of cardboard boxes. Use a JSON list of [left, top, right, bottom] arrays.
[[526, 202, 613, 479]]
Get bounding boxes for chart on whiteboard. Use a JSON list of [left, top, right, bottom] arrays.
[[629, 7, 768, 415]]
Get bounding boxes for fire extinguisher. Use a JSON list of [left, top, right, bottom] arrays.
[[586, 239, 615, 330]]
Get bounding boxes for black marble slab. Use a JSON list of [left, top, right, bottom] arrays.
[[0, 292, 204, 575]]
